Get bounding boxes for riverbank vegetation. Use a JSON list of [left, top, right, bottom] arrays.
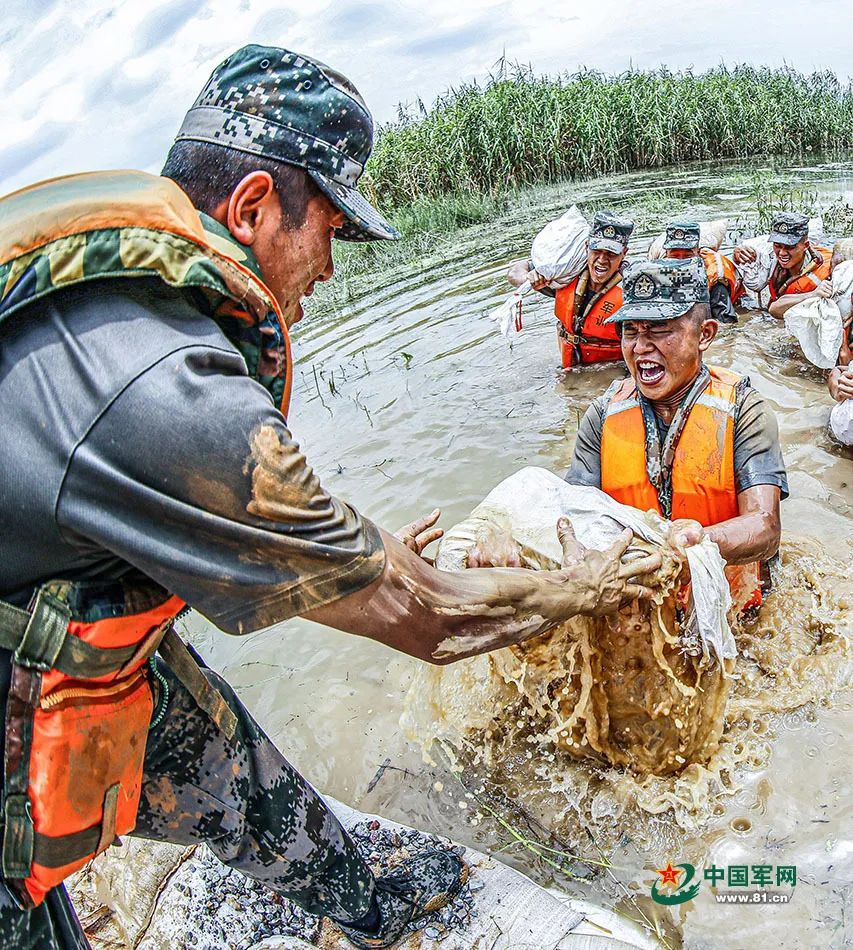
[[364, 62, 853, 211], [311, 63, 853, 306]]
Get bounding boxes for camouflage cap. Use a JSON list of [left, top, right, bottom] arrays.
[[769, 211, 809, 247], [663, 220, 700, 250], [175, 45, 398, 242], [588, 211, 633, 254], [606, 258, 710, 323]]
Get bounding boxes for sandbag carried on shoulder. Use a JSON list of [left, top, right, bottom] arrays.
[[492, 207, 590, 338]]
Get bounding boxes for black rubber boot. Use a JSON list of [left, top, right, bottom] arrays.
[[337, 850, 468, 948]]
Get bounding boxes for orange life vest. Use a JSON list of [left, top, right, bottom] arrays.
[[554, 271, 623, 368], [0, 172, 292, 908], [700, 249, 743, 302], [600, 365, 761, 611], [768, 246, 832, 301]]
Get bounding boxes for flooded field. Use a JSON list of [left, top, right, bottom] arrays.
[[188, 157, 852, 949]]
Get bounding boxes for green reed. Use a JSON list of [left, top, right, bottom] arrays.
[[363, 62, 853, 212]]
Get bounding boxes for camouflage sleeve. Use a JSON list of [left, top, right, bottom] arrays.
[[733, 388, 789, 499], [564, 395, 608, 488], [56, 347, 386, 635]]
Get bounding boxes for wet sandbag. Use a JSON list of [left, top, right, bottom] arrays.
[[647, 219, 727, 260], [829, 396, 853, 445], [735, 234, 774, 291], [492, 206, 590, 338], [425, 467, 735, 776], [784, 259, 853, 368]]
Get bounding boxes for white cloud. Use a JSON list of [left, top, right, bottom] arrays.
[[1, 0, 852, 196]]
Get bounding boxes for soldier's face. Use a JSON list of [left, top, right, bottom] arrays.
[[773, 238, 808, 271], [621, 309, 716, 399], [665, 248, 700, 260], [255, 192, 346, 327], [587, 248, 624, 285]]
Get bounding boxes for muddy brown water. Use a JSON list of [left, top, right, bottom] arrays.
[[188, 157, 852, 949]]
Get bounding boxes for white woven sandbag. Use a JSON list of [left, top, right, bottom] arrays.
[[647, 219, 727, 260], [736, 235, 774, 292], [829, 397, 853, 445], [491, 206, 590, 338], [784, 260, 853, 368], [437, 467, 735, 662]]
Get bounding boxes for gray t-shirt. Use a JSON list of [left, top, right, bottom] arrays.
[[566, 376, 789, 497], [0, 278, 385, 634]]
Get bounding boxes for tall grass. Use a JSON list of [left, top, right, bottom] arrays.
[[363, 62, 853, 211]]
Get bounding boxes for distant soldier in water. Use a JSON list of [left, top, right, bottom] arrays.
[[662, 220, 742, 324], [507, 212, 633, 368], [565, 258, 788, 612], [733, 212, 832, 318]]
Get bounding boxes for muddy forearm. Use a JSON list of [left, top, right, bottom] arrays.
[[767, 290, 814, 319], [304, 530, 599, 665], [705, 487, 781, 564]]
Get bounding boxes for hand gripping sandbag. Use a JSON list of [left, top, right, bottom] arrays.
[[735, 235, 775, 292], [437, 467, 735, 662], [784, 259, 853, 368], [491, 207, 590, 338]]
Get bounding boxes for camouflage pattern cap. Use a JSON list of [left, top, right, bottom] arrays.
[[606, 258, 709, 323], [175, 45, 398, 242], [588, 211, 633, 254], [769, 211, 809, 247], [663, 220, 700, 250]]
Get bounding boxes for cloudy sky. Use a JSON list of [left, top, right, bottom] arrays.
[[2, 0, 852, 196]]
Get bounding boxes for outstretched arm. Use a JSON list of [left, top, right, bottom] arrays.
[[306, 523, 660, 665], [768, 279, 832, 319]]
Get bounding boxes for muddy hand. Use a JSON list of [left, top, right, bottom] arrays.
[[395, 509, 444, 557], [667, 518, 704, 583], [733, 244, 757, 265], [557, 519, 661, 615], [815, 278, 833, 300], [467, 525, 522, 568]]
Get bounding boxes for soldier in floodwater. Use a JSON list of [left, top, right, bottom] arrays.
[[507, 212, 634, 368], [565, 257, 787, 611], [0, 45, 661, 949], [661, 220, 742, 324], [733, 212, 833, 319]]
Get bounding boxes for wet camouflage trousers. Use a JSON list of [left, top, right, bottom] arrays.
[[0, 657, 376, 948]]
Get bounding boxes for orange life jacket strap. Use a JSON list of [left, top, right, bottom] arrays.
[[0, 591, 166, 679]]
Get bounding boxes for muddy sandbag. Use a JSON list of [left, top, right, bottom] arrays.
[[784, 259, 853, 368], [492, 206, 590, 338], [829, 396, 853, 445], [831, 238, 853, 266], [647, 219, 727, 260], [422, 467, 735, 776]]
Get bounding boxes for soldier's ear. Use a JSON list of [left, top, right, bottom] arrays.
[[698, 317, 718, 351]]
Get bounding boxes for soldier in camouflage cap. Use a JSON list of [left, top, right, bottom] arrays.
[[588, 211, 634, 254], [566, 256, 786, 588], [768, 211, 809, 246], [733, 210, 832, 320], [663, 221, 700, 251], [608, 258, 709, 323], [0, 42, 657, 950], [175, 44, 398, 242]]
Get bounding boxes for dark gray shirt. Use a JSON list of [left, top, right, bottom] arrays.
[[566, 377, 789, 497], [0, 278, 385, 634]]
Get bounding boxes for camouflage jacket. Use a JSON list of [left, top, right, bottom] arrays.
[[0, 170, 292, 413]]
